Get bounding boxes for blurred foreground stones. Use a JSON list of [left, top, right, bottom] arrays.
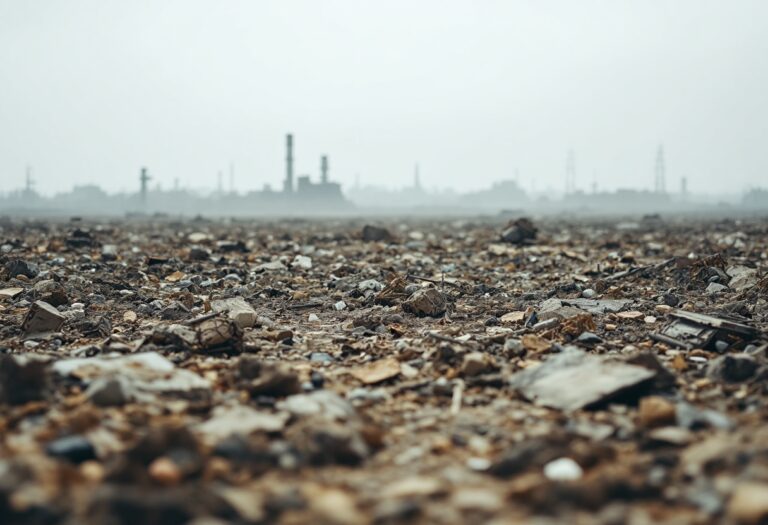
[[1, 215, 768, 524]]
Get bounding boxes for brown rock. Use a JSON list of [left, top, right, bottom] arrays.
[[638, 396, 676, 428]]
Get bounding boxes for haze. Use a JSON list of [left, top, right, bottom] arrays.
[[1, 1, 766, 196]]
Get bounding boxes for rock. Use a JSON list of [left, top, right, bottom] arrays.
[[707, 354, 759, 383], [4, 259, 38, 278], [461, 351, 494, 377], [196, 404, 289, 443], [500, 311, 525, 324], [291, 255, 313, 270], [508, 348, 656, 411], [706, 282, 728, 294], [402, 288, 446, 317], [334, 300, 347, 311], [54, 352, 211, 402], [727, 482, 768, 524], [727, 265, 759, 292], [86, 376, 131, 406], [279, 390, 358, 421], [240, 359, 302, 397], [501, 218, 537, 245], [210, 297, 257, 329], [148, 457, 183, 486], [361, 225, 392, 242], [0, 354, 51, 405], [543, 457, 583, 481], [195, 317, 243, 352], [0, 287, 24, 301], [100, 244, 118, 261], [350, 357, 401, 384], [22, 300, 66, 335], [638, 396, 677, 428], [581, 288, 596, 299], [46, 435, 97, 464], [287, 417, 369, 466], [576, 331, 602, 344]]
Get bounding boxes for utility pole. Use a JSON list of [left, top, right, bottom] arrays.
[[414, 163, 421, 190], [229, 162, 235, 194], [655, 145, 666, 194], [25, 165, 34, 193], [139, 167, 151, 208]]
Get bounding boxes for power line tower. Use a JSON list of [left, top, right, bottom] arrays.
[[414, 163, 421, 190], [139, 167, 151, 207], [566, 150, 576, 194], [655, 145, 666, 194], [25, 165, 34, 193]]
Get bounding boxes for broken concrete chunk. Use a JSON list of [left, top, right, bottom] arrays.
[[22, 300, 65, 335], [32, 280, 68, 306], [4, 259, 38, 278], [0, 354, 51, 405], [279, 390, 358, 421], [211, 297, 257, 329], [0, 287, 24, 301], [500, 218, 537, 245], [726, 265, 759, 292], [351, 357, 401, 385], [54, 352, 211, 402], [707, 354, 759, 383], [508, 348, 656, 411], [402, 288, 446, 317], [196, 404, 289, 443]]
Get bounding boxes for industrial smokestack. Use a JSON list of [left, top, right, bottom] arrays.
[[284, 134, 294, 193], [321, 155, 328, 184]]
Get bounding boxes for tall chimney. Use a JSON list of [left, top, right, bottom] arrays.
[[321, 155, 328, 184], [284, 134, 294, 193]]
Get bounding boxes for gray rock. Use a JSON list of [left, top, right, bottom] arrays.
[[707, 354, 759, 383], [22, 300, 66, 335], [211, 297, 258, 329], [403, 288, 446, 317], [706, 282, 728, 294], [508, 348, 656, 411]]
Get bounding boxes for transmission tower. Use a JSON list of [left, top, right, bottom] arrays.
[[139, 167, 151, 206]]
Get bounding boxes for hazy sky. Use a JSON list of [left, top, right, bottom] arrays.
[[1, 1, 767, 196]]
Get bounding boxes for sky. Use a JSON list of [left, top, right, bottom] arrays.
[[1, 1, 767, 196]]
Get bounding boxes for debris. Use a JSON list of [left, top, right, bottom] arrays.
[[707, 354, 760, 383], [509, 348, 657, 411], [22, 300, 66, 335], [654, 309, 759, 351], [402, 288, 446, 317], [196, 404, 289, 442], [500, 218, 537, 245], [351, 357, 401, 384], [54, 352, 211, 402], [0, 287, 24, 301], [210, 297, 257, 329]]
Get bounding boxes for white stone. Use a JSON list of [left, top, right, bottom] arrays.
[[211, 297, 257, 329], [543, 457, 583, 481], [334, 300, 347, 311]]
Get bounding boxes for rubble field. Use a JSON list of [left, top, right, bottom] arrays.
[[1, 215, 768, 525]]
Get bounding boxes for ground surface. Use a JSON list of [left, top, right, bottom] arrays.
[[1, 215, 767, 525]]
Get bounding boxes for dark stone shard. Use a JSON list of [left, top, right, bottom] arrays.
[[46, 435, 97, 464]]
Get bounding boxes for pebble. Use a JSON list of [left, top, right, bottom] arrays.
[[543, 457, 583, 481]]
